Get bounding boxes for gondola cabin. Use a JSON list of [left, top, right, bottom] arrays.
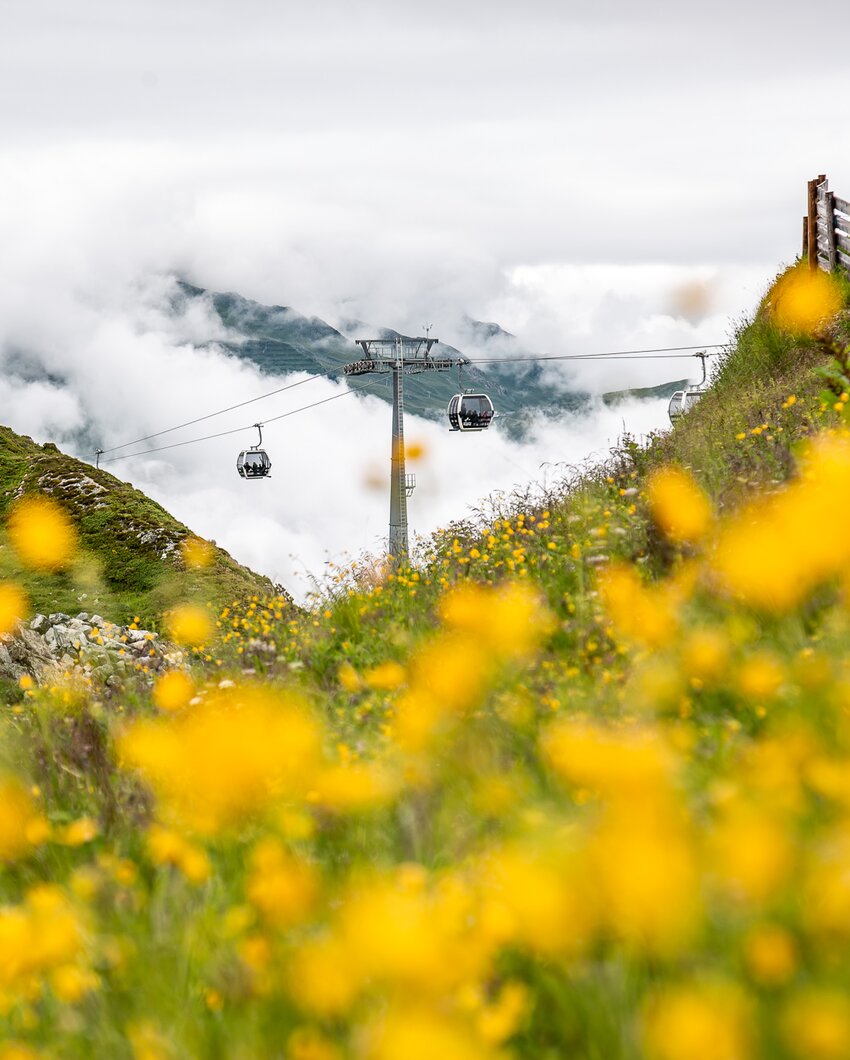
[[447, 393, 495, 432], [237, 447, 272, 479], [667, 387, 703, 424]]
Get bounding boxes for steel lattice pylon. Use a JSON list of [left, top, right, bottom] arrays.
[[344, 336, 465, 561]]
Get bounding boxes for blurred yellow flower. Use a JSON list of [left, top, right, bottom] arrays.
[[0, 884, 90, 1007], [0, 776, 47, 861], [405, 441, 427, 461], [0, 1045, 41, 1060], [364, 660, 406, 691], [362, 1004, 499, 1060], [0, 581, 28, 635], [165, 604, 213, 647], [147, 825, 210, 884], [288, 1027, 341, 1060], [713, 435, 850, 611], [744, 924, 797, 986], [440, 581, 553, 662], [58, 817, 99, 847], [642, 981, 753, 1060], [181, 536, 214, 569], [681, 627, 730, 683], [647, 466, 713, 545], [247, 837, 318, 929], [289, 934, 359, 1016], [118, 686, 322, 833], [600, 565, 680, 649], [127, 1021, 175, 1060], [770, 264, 843, 336], [738, 652, 785, 702], [782, 988, 850, 1060], [152, 671, 196, 712], [337, 662, 361, 692], [708, 802, 793, 904], [7, 495, 77, 572], [312, 761, 397, 813]]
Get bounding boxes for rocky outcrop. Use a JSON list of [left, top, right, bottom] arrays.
[[0, 612, 179, 688], [0, 626, 55, 683]]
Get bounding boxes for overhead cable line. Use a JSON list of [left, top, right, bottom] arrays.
[[99, 372, 331, 454], [100, 380, 375, 464], [99, 342, 725, 460], [465, 344, 725, 366]]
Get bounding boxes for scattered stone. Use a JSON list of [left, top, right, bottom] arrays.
[[16, 611, 172, 687], [0, 627, 55, 683]]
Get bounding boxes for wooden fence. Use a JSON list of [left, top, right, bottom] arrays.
[[803, 173, 850, 273]]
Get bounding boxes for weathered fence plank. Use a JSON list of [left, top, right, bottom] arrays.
[[808, 179, 819, 270]]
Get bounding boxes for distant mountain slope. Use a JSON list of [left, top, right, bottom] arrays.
[[175, 280, 691, 436], [602, 379, 688, 405], [0, 425, 276, 625], [174, 281, 601, 435]]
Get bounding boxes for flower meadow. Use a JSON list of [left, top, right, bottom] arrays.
[[2, 264, 850, 1057]]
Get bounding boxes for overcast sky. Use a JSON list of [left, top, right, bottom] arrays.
[[1, 0, 848, 595]]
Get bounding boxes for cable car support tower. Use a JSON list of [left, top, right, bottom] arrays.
[[343, 336, 465, 562]]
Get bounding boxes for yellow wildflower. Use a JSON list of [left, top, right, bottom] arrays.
[[7, 495, 77, 572], [642, 981, 752, 1060], [247, 838, 318, 929], [152, 671, 196, 712], [782, 988, 850, 1059], [180, 537, 214, 569], [165, 604, 213, 647], [118, 686, 322, 833], [0, 582, 28, 635], [769, 263, 843, 336], [647, 466, 713, 545]]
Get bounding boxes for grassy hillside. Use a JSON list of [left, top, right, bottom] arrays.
[[0, 425, 275, 625], [4, 264, 850, 1058]]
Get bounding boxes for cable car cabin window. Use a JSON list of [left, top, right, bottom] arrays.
[[668, 388, 703, 425], [667, 391, 685, 422], [448, 393, 494, 431]]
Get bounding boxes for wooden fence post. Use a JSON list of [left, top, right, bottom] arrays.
[[803, 215, 809, 260], [808, 178, 819, 271]]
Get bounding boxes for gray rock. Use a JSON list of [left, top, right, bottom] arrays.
[[89, 615, 105, 628], [0, 627, 55, 683], [30, 614, 49, 634], [75, 612, 90, 622], [48, 613, 71, 626], [45, 624, 75, 653]]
